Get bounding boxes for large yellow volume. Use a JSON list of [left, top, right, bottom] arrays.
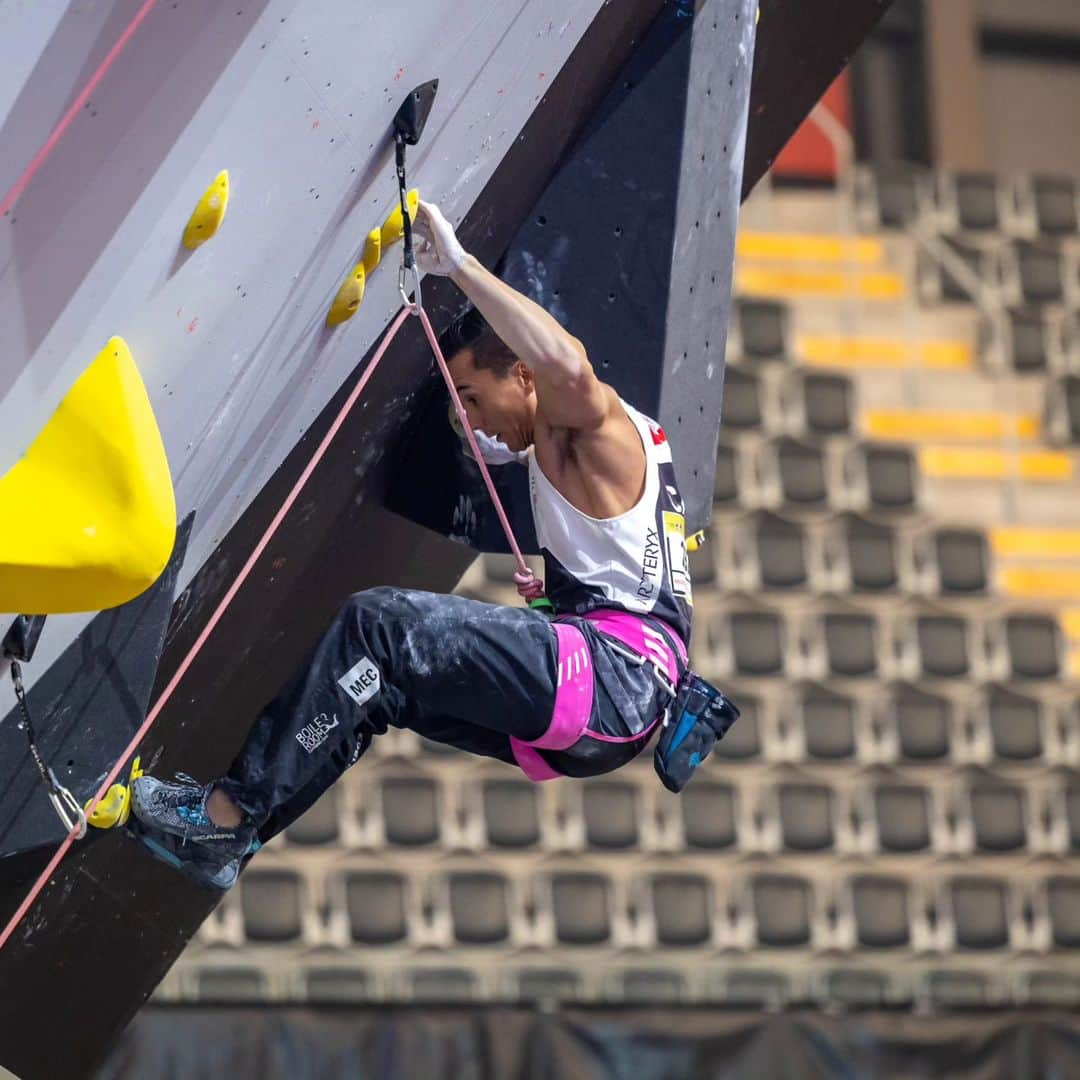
[[0, 338, 176, 613]]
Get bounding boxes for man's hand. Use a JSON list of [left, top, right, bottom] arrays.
[[414, 199, 467, 275]]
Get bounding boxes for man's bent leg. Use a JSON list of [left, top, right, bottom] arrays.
[[215, 587, 560, 830]]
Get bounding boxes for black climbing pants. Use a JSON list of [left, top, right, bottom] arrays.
[[216, 587, 667, 843]]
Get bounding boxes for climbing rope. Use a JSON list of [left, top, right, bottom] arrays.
[[0, 198, 540, 958]]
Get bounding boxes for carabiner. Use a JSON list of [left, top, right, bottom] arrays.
[[399, 259, 423, 316]]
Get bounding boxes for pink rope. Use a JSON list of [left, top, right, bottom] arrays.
[[0, 294, 540, 953], [0, 0, 160, 220], [0, 304, 411, 953], [416, 306, 543, 599]]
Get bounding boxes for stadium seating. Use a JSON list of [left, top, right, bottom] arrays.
[[170, 167, 1080, 1010]]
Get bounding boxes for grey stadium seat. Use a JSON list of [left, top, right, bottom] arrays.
[[950, 877, 1010, 949], [738, 299, 788, 361], [448, 872, 511, 944], [713, 441, 739, 503], [802, 372, 853, 435], [916, 615, 970, 679], [937, 237, 990, 301], [756, 512, 807, 589], [651, 874, 713, 946], [934, 529, 989, 594], [304, 967, 372, 1003], [1032, 175, 1079, 235], [799, 684, 857, 760], [778, 783, 835, 851], [1005, 615, 1061, 679], [951, 171, 1002, 231], [406, 968, 477, 1001], [617, 969, 688, 1003], [680, 780, 738, 849], [1046, 877, 1080, 948], [987, 685, 1043, 761], [515, 968, 582, 1002], [777, 437, 829, 506], [752, 874, 813, 947], [970, 782, 1027, 853], [874, 165, 924, 228], [851, 875, 911, 948], [1065, 779, 1080, 852], [893, 682, 952, 761], [240, 870, 304, 943], [823, 612, 878, 677], [345, 871, 408, 945], [863, 444, 917, 510], [713, 690, 761, 759], [482, 779, 541, 848], [1014, 240, 1065, 304], [874, 784, 932, 852], [721, 366, 763, 429], [381, 775, 441, 846], [582, 780, 640, 849], [551, 873, 612, 945], [845, 515, 898, 592], [730, 611, 785, 676], [1003, 307, 1050, 374]]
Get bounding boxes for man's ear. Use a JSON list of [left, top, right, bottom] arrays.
[[515, 360, 534, 391]]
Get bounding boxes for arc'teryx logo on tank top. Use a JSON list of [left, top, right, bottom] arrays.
[[637, 526, 662, 599]]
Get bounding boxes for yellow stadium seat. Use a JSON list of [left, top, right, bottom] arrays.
[[735, 267, 905, 301], [919, 447, 1073, 481], [1059, 609, 1080, 639], [992, 528, 1080, 560], [1001, 568, 1080, 599], [0, 337, 176, 614], [736, 233, 884, 265], [866, 410, 1039, 442], [799, 336, 974, 370]]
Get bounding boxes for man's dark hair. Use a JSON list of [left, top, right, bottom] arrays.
[[441, 306, 518, 378]]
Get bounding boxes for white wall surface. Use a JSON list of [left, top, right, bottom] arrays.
[[0, 0, 605, 697]]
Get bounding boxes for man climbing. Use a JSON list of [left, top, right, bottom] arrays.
[[130, 199, 708, 889]]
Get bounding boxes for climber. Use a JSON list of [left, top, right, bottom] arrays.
[[129, 199, 701, 889]]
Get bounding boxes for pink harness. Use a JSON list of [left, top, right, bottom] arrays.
[[509, 611, 688, 782]]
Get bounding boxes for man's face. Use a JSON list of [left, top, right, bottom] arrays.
[[448, 347, 535, 452]]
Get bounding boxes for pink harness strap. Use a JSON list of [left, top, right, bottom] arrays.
[[574, 610, 686, 682], [509, 622, 595, 781], [510, 611, 687, 782]]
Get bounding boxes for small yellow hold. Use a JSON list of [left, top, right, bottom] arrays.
[[686, 531, 706, 553], [379, 188, 419, 250], [326, 261, 366, 327], [85, 756, 142, 830], [182, 170, 230, 250], [362, 228, 382, 276]]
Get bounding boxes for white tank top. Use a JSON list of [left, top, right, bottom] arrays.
[[527, 398, 693, 645]]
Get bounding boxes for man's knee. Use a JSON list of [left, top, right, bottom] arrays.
[[343, 586, 439, 625]]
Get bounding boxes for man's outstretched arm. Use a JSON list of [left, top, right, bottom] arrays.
[[450, 253, 610, 431], [414, 199, 609, 430]]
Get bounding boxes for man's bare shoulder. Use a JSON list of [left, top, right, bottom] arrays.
[[534, 387, 646, 517]]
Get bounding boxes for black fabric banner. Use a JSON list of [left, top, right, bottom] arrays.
[[96, 1006, 1080, 1079]]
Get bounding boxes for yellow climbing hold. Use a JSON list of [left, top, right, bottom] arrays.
[[85, 756, 143, 830], [362, 227, 382, 276], [0, 337, 176, 614], [380, 188, 419, 250], [686, 531, 706, 553], [327, 261, 367, 327], [182, 169, 230, 250]]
